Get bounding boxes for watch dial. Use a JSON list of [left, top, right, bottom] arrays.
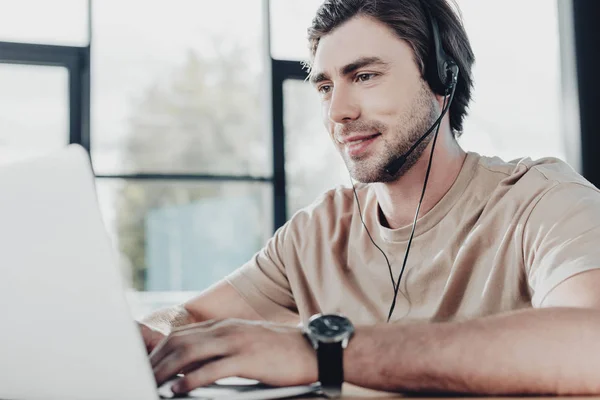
[[309, 315, 353, 338]]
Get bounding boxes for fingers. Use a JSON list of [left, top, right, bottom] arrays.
[[149, 319, 225, 361], [139, 323, 166, 354], [149, 319, 316, 393], [138, 323, 152, 352], [170, 357, 241, 394], [152, 329, 232, 386]]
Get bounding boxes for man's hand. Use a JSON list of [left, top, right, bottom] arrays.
[[150, 319, 318, 394], [139, 322, 167, 354]]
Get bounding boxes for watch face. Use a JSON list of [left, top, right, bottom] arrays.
[[308, 314, 354, 342]]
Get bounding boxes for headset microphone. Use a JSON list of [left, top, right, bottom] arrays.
[[384, 62, 458, 177], [383, 110, 445, 176]]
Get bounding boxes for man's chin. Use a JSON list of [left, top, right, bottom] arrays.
[[342, 152, 400, 183], [348, 165, 395, 184]]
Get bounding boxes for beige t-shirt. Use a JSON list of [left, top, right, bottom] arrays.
[[226, 152, 600, 325]]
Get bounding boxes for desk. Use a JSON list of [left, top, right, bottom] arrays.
[[297, 384, 600, 399], [5, 387, 600, 400]]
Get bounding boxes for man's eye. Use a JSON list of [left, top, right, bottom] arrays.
[[356, 73, 376, 82], [318, 85, 332, 94]]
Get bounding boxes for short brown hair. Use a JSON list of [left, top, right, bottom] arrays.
[[307, 0, 475, 137]]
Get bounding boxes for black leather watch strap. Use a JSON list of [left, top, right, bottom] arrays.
[[316, 341, 344, 398]]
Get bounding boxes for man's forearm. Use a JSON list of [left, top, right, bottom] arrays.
[[140, 305, 196, 334], [345, 307, 600, 395]]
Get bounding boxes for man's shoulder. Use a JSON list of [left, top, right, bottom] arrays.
[[471, 153, 600, 219], [475, 153, 595, 192], [521, 158, 600, 213], [519, 156, 590, 185]]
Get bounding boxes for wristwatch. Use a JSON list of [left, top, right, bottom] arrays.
[[304, 313, 355, 398]]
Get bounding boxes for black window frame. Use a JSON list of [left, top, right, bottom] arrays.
[[0, 41, 91, 149], [270, 59, 308, 229]]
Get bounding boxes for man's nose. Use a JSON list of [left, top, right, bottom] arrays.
[[328, 87, 360, 124]]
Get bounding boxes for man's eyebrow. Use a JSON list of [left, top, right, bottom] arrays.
[[309, 56, 390, 86], [309, 71, 329, 86], [340, 56, 390, 76]]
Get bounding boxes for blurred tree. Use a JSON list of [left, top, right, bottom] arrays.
[[116, 41, 268, 290]]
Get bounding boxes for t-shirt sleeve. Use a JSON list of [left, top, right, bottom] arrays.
[[524, 182, 600, 307], [225, 220, 299, 321]]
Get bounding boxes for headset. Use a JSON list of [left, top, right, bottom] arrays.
[[349, 1, 460, 322]]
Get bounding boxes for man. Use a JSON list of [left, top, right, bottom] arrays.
[[144, 0, 600, 396]]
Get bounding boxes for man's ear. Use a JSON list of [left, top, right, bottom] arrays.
[[435, 94, 446, 110]]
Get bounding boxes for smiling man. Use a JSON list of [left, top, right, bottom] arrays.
[[142, 0, 600, 396]]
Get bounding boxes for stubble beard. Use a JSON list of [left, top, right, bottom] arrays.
[[343, 82, 439, 183]]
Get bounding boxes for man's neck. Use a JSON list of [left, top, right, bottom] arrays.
[[373, 134, 467, 230]]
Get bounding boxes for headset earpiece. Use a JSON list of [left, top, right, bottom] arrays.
[[424, 7, 459, 95]]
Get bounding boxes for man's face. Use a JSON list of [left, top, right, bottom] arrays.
[[310, 15, 438, 183]]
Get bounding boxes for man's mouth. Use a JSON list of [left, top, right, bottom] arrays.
[[340, 132, 381, 144], [343, 133, 381, 157]]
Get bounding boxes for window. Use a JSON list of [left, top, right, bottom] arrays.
[[91, 0, 270, 176], [91, 0, 271, 299], [0, 64, 69, 166], [455, 0, 565, 162], [96, 180, 272, 292], [0, 0, 88, 46], [269, 0, 323, 61]]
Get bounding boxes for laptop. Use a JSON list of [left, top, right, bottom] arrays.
[[0, 145, 320, 400]]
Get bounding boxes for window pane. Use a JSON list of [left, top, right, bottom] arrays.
[[91, 0, 271, 176], [269, 0, 323, 61], [0, 0, 88, 46], [96, 179, 273, 292], [283, 79, 350, 215], [0, 64, 68, 166], [455, 0, 565, 162]]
